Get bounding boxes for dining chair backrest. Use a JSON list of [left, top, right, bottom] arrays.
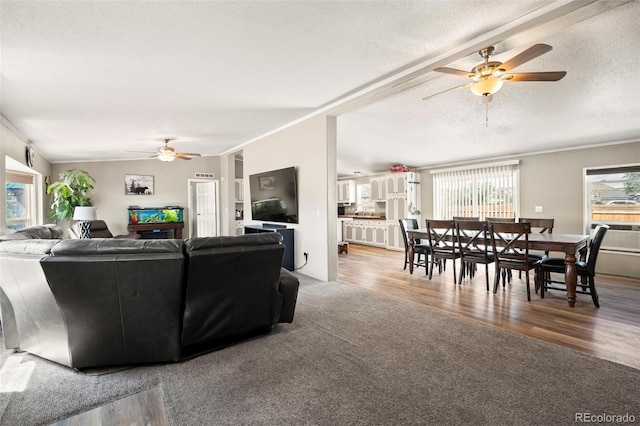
[[490, 222, 532, 262], [519, 218, 554, 234], [426, 219, 457, 251], [485, 217, 516, 223], [452, 216, 479, 221], [456, 220, 490, 257], [586, 224, 609, 274], [399, 218, 419, 251]]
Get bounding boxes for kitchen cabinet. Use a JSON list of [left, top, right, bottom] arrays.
[[343, 219, 386, 248], [386, 195, 407, 223], [384, 173, 407, 195], [386, 222, 404, 250], [385, 172, 420, 251], [337, 179, 356, 203], [370, 177, 386, 201]]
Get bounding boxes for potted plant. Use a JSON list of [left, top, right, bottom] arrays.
[[47, 168, 96, 221]]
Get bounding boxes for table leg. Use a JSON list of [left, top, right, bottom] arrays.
[[564, 252, 578, 307], [408, 239, 415, 274]]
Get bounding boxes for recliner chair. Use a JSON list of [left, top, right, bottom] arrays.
[[69, 220, 138, 239]]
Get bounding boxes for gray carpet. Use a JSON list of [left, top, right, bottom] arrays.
[[1, 274, 638, 425]]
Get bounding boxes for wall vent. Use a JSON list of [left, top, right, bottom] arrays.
[[194, 172, 214, 179]]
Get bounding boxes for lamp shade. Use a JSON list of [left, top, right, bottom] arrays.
[[470, 77, 504, 96], [73, 206, 96, 221]]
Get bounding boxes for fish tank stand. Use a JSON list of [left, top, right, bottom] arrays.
[[127, 206, 184, 239]]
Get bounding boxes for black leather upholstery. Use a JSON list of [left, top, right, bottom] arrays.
[[0, 224, 63, 240], [181, 233, 285, 348], [0, 226, 300, 369]]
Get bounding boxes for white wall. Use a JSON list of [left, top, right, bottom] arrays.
[[52, 156, 220, 237], [243, 114, 336, 282]]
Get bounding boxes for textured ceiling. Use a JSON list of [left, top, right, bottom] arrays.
[[1, 1, 638, 174]]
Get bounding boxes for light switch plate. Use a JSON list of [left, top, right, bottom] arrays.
[[535, 206, 543, 213]]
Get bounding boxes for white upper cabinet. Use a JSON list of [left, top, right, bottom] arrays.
[[337, 179, 356, 203], [370, 177, 386, 201], [385, 174, 407, 195]]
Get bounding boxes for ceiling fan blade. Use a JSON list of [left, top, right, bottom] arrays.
[[434, 67, 473, 78], [504, 71, 567, 82], [500, 44, 552, 71], [422, 82, 472, 101], [177, 152, 201, 157], [174, 153, 192, 160]]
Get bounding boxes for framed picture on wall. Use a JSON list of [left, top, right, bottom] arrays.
[[125, 174, 154, 195]]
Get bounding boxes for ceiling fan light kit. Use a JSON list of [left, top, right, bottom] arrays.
[[148, 138, 202, 162], [429, 43, 566, 100], [470, 77, 504, 97]]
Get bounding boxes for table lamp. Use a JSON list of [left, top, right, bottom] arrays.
[[73, 206, 96, 239]]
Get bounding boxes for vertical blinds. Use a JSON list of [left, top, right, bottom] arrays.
[[432, 162, 519, 220]]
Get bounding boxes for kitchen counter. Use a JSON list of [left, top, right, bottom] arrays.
[[339, 215, 386, 220]]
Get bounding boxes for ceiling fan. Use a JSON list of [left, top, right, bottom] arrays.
[[423, 44, 567, 101], [145, 138, 202, 162]]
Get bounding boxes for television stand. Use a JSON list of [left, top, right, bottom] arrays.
[[244, 225, 294, 271]]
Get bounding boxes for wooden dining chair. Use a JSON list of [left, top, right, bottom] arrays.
[[426, 219, 461, 282], [538, 224, 609, 307], [518, 218, 554, 281], [399, 219, 430, 274], [490, 222, 541, 301], [455, 220, 494, 290]]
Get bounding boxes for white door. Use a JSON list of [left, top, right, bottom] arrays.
[[190, 180, 219, 237]]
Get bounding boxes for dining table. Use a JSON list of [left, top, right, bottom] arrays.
[[407, 229, 590, 307]]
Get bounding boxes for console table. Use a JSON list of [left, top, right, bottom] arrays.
[[128, 222, 184, 239], [244, 225, 294, 271]]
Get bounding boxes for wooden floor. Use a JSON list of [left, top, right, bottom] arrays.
[[338, 244, 640, 370], [50, 386, 170, 426]]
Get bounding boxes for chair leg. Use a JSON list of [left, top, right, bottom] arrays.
[[484, 264, 490, 292], [451, 258, 457, 285], [403, 250, 408, 270], [524, 270, 531, 302], [493, 267, 500, 294], [589, 275, 600, 308], [429, 257, 435, 280]]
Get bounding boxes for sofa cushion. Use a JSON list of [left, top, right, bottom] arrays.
[[50, 238, 183, 255]]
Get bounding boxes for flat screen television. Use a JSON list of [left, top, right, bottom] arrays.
[[249, 166, 298, 224]]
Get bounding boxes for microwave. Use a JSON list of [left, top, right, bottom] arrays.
[[337, 205, 346, 216]]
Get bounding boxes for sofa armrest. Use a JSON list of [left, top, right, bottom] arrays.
[[277, 267, 299, 323]]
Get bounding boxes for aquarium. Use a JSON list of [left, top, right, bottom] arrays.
[[128, 207, 183, 225]]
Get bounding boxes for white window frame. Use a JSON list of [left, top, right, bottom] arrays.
[[583, 163, 640, 254]]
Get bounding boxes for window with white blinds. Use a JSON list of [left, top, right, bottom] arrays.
[[431, 161, 519, 220]]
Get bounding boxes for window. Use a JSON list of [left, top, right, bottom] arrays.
[[431, 161, 519, 220], [5, 171, 36, 233], [585, 165, 640, 253]]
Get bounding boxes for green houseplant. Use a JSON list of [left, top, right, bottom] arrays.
[[47, 169, 96, 221]]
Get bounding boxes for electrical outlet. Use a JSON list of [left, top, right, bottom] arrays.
[[303, 252, 309, 261]]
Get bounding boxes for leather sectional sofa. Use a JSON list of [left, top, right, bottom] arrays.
[[0, 225, 299, 369]]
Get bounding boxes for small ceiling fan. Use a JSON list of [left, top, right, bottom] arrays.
[[422, 44, 567, 101], [141, 138, 202, 162]]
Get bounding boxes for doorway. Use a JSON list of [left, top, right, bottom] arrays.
[[187, 179, 220, 238]]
